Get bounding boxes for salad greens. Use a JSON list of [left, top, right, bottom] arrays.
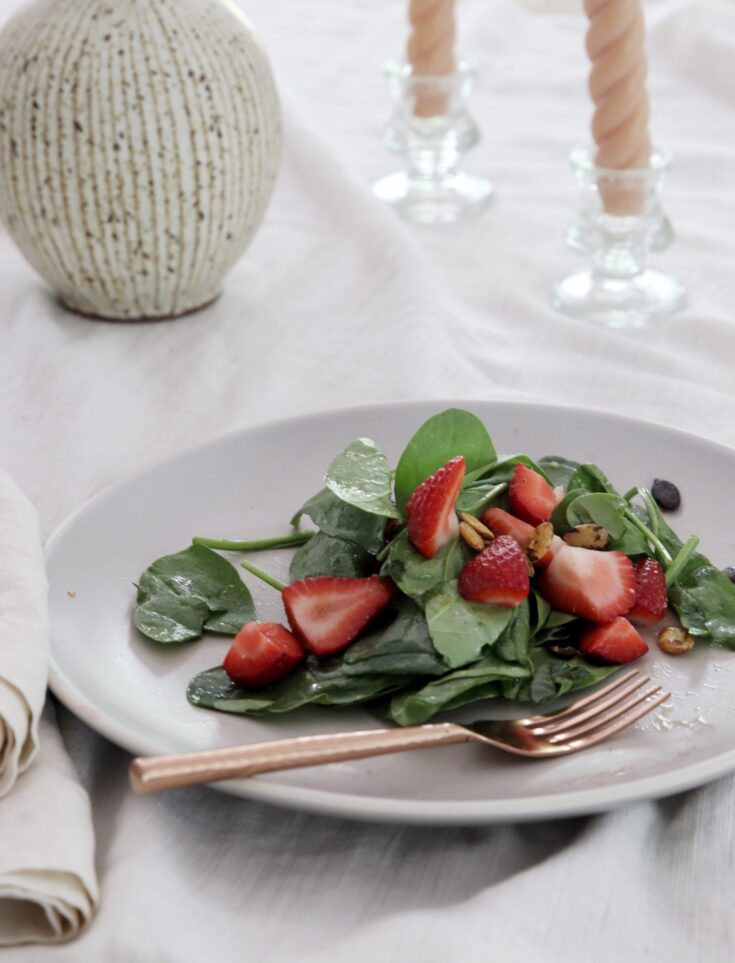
[[394, 408, 496, 513], [132, 408, 735, 727], [324, 437, 401, 520], [133, 544, 256, 643], [288, 531, 374, 581], [290, 487, 386, 554]]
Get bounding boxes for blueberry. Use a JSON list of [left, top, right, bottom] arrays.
[[724, 566, 735, 584], [651, 478, 681, 512]]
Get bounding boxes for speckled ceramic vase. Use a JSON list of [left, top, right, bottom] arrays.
[[0, 0, 281, 320]]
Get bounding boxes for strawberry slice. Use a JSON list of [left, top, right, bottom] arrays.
[[482, 507, 562, 569], [628, 557, 668, 625], [223, 622, 304, 687], [282, 575, 394, 656], [458, 534, 530, 607], [508, 463, 557, 526], [406, 456, 466, 558], [579, 617, 648, 664], [538, 543, 636, 622]]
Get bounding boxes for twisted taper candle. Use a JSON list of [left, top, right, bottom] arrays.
[[585, 0, 651, 212], [407, 0, 456, 117]]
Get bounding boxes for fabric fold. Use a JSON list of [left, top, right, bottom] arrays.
[[0, 470, 98, 945], [0, 712, 98, 945], [0, 469, 48, 794]]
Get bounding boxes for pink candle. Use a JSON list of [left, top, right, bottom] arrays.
[[407, 0, 456, 117], [585, 0, 651, 212]]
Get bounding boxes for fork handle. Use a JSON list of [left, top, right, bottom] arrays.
[[129, 723, 472, 795]]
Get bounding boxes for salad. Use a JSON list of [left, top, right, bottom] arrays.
[[132, 408, 735, 727]]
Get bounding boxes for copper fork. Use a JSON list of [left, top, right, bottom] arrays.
[[129, 669, 669, 795]]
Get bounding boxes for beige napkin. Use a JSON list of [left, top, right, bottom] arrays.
[[0, 470, 98, 944], [0, 469, 47, 792]]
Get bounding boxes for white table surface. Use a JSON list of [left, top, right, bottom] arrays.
[[2, 0, 735, 959]]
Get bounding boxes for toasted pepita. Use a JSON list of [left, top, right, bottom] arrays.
[[459, 512, 494, 541], [656, 625, 694, 655], [527, 522, 554, 562], [563, 524, 609, 550], [459, 521, 486, 552]]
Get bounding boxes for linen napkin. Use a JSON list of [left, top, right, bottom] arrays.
[[0, 468, 47, 792], [0, 469, 98, 944]]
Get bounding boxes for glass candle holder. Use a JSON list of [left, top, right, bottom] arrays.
[[373, 60, 493, 224], [565, 205, 673, 255], [552, 146, 686, 327]]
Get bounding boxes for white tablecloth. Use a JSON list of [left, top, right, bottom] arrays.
[[2, 0, 735, 958]]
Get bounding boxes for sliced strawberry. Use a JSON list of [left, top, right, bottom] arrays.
[[579, 617, 648, 664], [282, 575, 394, 656], [481, 507, 562, 569], [628, 557, 668, 626], [223, 622, 304, 687], [458, 534, 530, 608], [508, 463, 557, 526], [538, 543, 636, 622], [406, 456, 465, 559]]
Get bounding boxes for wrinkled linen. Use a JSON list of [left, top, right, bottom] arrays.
[[0, 711, 98, 945], [1, 0, 734, 959], [0, 470, 47, 796], [0, 472, 97, 944]]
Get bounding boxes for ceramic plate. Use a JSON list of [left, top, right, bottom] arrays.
[[47, 401, 735, 824]]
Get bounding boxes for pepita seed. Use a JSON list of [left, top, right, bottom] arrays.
[[657, 625, 694, 655], [459, 521, 485, 552], [459, 512, 494, 541], [527, 522, 554, 562], [563, 524, 609, 550]]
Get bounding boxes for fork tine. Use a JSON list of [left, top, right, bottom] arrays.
[[532, 673, 652, 736], [552, 689, 671, 752], [548, 683, 663, 744], [518, 668, 640, 727]]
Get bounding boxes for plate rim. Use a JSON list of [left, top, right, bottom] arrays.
[[47, 398, 735, 824]]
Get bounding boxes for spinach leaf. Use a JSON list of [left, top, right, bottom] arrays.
[[495, 600, 533, 668], [668, 562, 735, 647], [385, 655, 531, 726], [529, 590, 552, 638], [188, 659, 404, 716], [425, 581, 515, 668], [325, 438, 401, 519], [534, 610, 579, 648], [289, 531, 375, 581], [381, 531, 470, 603], [608, 521, 652, 557], [551, 489, 650, 555], [455, 482, 507, 516], [188, 669, 276, 713], [519, 649, 617, 703], [456, 454, 552, 514], [637, 500, 735, 648], [550, 465, 619, 532], [496, 593, 569, 661], [344, 599, 446, 677], [467, 453, 554, 487], [291, 488, 386, 555], [134, 544, 256, 644], [566, 493, 628, 539], [550, 488, 587, 533], [567, 463, 617, 495], [394, 409, 496, 514], [538, 456, 580, 490]]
